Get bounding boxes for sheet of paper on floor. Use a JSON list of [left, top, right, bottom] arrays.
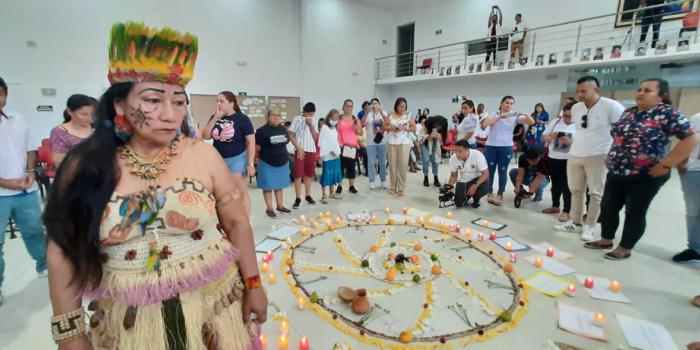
[[574, 274, 631, 303], [526, 255, 576, 276], [529, 241, 575, 259], [494, 235, 530, 252], [616, 313, 677, 350], [267, 226, 300, 240], [525, 271, 572, 297], [556, 301, 607, 340]]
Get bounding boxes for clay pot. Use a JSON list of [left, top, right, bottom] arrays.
[[337, 286, 356, 303], [351, 289, 370, 315]]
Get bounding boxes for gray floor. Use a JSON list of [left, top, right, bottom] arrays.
[[1, 160, 699, 349]]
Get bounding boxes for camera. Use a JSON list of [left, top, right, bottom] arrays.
[[513, 186, 534, 208], [438, 184, 455, 208]]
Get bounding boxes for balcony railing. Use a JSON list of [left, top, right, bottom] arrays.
[[375, 1, 700, 81]]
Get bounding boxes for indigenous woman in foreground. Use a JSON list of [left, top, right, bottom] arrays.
[[43, 22, 267, 350]]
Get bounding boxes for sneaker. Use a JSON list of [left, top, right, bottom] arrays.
[[471, 201, 481, 209], [423, 176, 430, 187], [293, 198, 301, 209], [580, 225, 596, 241], [381, 181, 388, 189], [672, 249, 700, 263], [369, 182, 376, 190], [553, 222, 583, 233], [336, 186, 343, 194], [433, 176, 441, 187], [542, 207, 561, 214], [305, 196, 316, 205], [37, 270, 48, 278], [349, 186, 358, 194], [533, 194, 542, 202]]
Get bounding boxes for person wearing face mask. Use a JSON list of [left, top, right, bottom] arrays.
[[50, 94, 95, 166], [554, 76, 625, 241], [481, 95, 535, 206], [43, 23, 266, 348], [319, 109, 343, 203], [584, 78, 697, 260], [362, 98, 388, 190]]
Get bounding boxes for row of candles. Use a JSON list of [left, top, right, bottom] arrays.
[[259, 320, 310, 350]]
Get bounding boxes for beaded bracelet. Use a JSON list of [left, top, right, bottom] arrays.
[[50, 308, 86, 345], [245, 275, 262, 290]]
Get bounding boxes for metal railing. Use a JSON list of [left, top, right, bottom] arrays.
[[375, 1, 699, 81]]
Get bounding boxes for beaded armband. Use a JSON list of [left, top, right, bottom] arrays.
[[50, 308, 86, 344]]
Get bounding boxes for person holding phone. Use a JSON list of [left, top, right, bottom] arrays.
[[336, 99, 363, 194], [481, 95, 535, 205], [385, 97, 416, 197], [363, 98, 388, 190], [540, 102, 576, 222]]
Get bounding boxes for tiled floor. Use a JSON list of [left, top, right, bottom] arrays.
[[1, 161, 698, 349]]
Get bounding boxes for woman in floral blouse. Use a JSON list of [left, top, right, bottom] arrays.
[[584, 78, 698, 260]]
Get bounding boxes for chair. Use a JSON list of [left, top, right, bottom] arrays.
[[36, 138, 55, 199], [441, 129, 458, 160], [417, 58, 432, 74]]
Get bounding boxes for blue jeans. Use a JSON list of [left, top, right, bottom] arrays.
[[420, 141, 439, 175], [0, 191, 47, 288], [366, 144, 387, 183], [509, 168, 550, 200], [485, 145, 513, 194], [681, 171, 700, 253]]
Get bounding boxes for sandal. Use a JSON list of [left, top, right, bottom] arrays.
[[277, 207, 291, 214], [492, 194, 503, 206], [487, 193, 495, 205], [604, 250, 631, 260], [265, 209, 276, 218], [583, 241, 614, 250], [397, 191, 405, 197], [558, 213, 570, 222], [321, 196, 328, 204]]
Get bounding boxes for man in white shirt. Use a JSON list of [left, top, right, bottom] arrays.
[[288, 102, 319, 209], [486, 5, 503, 63], [554, 76, 625, 241], [448, 139, 489, 208], [510, 13, 528, 61], [673, 112, 700, 263], [0, 77, 48, 305]]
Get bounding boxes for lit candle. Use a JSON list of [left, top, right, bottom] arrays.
[[465, 228, 472, 238], [299, 336, 310, 350], [281, 242, 288, 250], [317, 212, 323, 219], [477, 232, 484, 241], [326, 218, 332, 228], [279, 319, 289, 333], [508, 253, 517, 263], [455, 224, 461, 233], [299, 215, 306, 223], [311, 221, 319, 229], [402, 207, 408, 215], [584, 277, 594, 289], [418, 217, 425, 226], [286, 237, 292, 246], [593, 313, 605, 327], [533, 258, 544, 268], [447, 211, 453, 219], [505, 241, 513, 251], [267, 273, 277, 284], [277, 333, 288, 350], [301, 227, 309, 236], [335, 216, 342, 225], [483, 219, 489, 227], [261, 262, 270, 273], [326, 210, 331, 218], [565, 284, 576, 297], [546, 247, 555, 257], [609, 280, 621, 293], [489, 232, 497, 241], [297, 296, 307, 310], [385, 207, 391, 214], [428, 219, 434, 227], [259, 333, 267, 349], [371, 214, 377, 223], [266, 251, 274, 262]]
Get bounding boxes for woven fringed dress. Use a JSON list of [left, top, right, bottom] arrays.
[[84, 178, 252, 350]]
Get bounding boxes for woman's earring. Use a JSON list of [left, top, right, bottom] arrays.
[[114, 114, 134, 142]]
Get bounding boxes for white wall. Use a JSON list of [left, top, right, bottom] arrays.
[[300, 0, 395, 116]]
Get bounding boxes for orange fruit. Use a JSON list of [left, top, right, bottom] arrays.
[[410, 255, 420, 264], [504, 263, 514, 273], [286, 258, 295, 266], [399, 331, 413, 343], [414, 243, 422, 251], [431, 265, 441, 275], [370, 245, 379, 253], [386, 268, 396, 281]]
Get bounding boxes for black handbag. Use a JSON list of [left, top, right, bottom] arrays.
[[373, 132, 384, 144]]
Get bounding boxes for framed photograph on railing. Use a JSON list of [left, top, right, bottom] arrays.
[[563, 51, 573, 63], [548, 53, 558, 65], [581, 48, 592, 61], [611, 45, 622, 58], [615, 0, 697, 27]]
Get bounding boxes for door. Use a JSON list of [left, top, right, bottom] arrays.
[[396, 23, 415, 78]]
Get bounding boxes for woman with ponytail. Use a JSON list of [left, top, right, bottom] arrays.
[[44, 22, 266, 350], [49, 94, 94, 166]]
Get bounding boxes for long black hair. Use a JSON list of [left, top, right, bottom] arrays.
[[63, 94, 95, 123], [531, 102, 546, 117], [642, 78, 672, 105], [44, 82, 133, 289]]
